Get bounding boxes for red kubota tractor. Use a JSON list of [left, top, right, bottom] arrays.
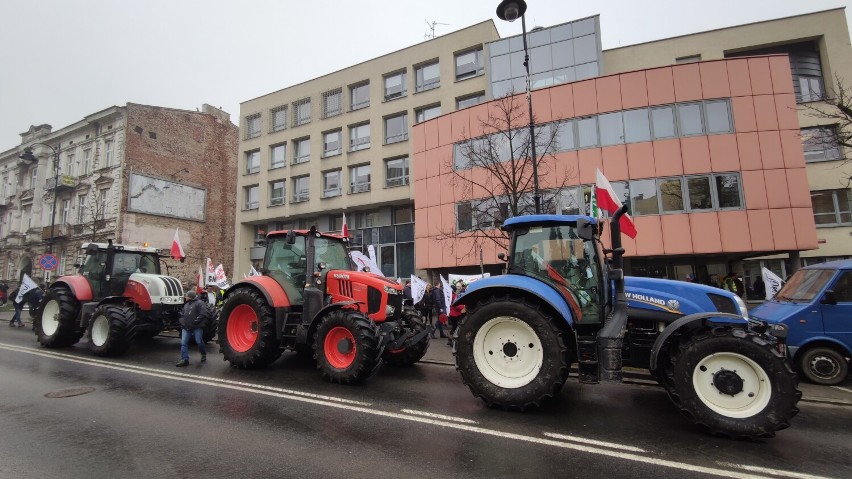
[[218, 227, 430, 384]]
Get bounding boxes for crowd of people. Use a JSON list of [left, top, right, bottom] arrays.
[[403, 279, 468, 346]]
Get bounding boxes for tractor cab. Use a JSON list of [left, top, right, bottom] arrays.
[[79, 241, 161, 298], [504, 215, 606, 324]]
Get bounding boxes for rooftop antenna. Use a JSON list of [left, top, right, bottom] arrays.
[[424, 19, 449, 40]]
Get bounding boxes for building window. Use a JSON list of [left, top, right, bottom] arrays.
[[384, 71, 407, 101], [577, 117, 598, 148], [350, 165, 371, 194], [812, 189, 852, 226], [292, 176, 310, 203], [456, 92, 485, 109], [623, 109, 651, 143], [456, 202, 473, 231], [245, 150, 260, 174], [104, 140, 114, 166], [598, 112, 624, 146], [350, 81, 370, 110], [322, 88, 343, 119], [349, 123, 371, 151], [82, 148, 91, 176], [651, 106, 677, 139], [455, 47, 484, 80], [677, 102, 704, 136], [415, 61, 440, 92], [293, 138, 310, 164], [659, 178, 684, 213], [686, 176, 713, 211], [61, 199, 71, 224], [271, 106, 288, 132], [802, 127, 842, 162], [415, 104, 441, 123], [65, 152, 75, 176], [245, 114, 261, 139], [322, 170, 342, 198], [629, 179, 660, 215], [385, 156, 409, 188], [704, 100, 732, 134], [244, 185, 259, 210], [270, 144, 286, 169], [30, 166, 38, 189], [799, 76, 823, 103], [322, 130, 342, 158], [384, 112, 408, 144], [715, 174, 742, 209], [269, 180, 285, 206], [98, 189, 109, 219], [292, 98, 311, 127], [77, 195, 87, 223]]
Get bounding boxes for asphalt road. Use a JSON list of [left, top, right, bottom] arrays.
[[0, 324, 850, 479]]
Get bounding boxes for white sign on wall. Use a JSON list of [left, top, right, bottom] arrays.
[[127, 173, 206, 221]]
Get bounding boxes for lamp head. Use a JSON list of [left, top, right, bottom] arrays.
[[18, 148, 37, 162], [496, 0, 526, 22]]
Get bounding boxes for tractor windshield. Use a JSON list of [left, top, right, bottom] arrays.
[[314, 237, 352, 273], [512, 224, 603, 323], [265, 235, 308, 304]]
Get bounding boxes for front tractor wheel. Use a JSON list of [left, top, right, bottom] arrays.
[[455, 296, 571, 410], [668, 328, 801, 439], [88, 305, 136, 357], [314, 310, 380, 384], [35, 288, 84, 348], [218, 288, 281, 369], [383, 308, 430, 367]]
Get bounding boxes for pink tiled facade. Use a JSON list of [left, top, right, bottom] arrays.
[[412, 56, 817, 270]]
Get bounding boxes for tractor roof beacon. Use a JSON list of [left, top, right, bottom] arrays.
[[217, 226, 430, 384], [452, 207, 801, 439]]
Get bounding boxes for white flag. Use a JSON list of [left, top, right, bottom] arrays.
[[440, 275, 452, 314], [762, 267, 784, 300], [410, 275, 428, 304], [350, 250, 380, 273], [16, 274, 39, 304], [249, 265, 261, 277], [214, 264, 231, 289], [205, 258, 216, 285], [367, 245, 377, 265]]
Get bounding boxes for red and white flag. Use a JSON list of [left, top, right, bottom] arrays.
[[197, 266, 205, 288], [595, 169, 638, 239], [342, 212, 349, 237], [171, 228, 185, 260]]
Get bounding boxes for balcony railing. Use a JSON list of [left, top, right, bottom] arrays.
[[41, 224, 69, 240], [45, 175, 78, 191]]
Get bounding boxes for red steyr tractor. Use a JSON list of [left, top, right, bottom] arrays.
[[218, 227, 430, 384]]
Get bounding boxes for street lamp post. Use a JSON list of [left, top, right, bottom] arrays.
[[19, 143, 61, 253], [496, 0, 540, 214]]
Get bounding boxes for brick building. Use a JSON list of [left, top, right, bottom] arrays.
[[0, 103, 238, 289]]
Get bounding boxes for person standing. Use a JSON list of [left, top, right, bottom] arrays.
[[0, 282, 8, 306], [447, 284, 467, 346], [430, 281, 447, 339], [176, 290, 207, 367], [8, 287, 24, 328]]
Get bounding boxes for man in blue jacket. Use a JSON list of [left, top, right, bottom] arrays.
[[176, 290, 207, 367]]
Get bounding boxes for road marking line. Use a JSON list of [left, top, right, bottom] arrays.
[[831, 386, 852, 395], [718, 462, 836, 479], [0, 343, 372, 407], [0, 343, 813, 479], [543, 432, 646, 453], [400, 409, 477, 424]]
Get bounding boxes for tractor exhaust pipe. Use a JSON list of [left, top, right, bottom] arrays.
[[598, 204, 629, 382]]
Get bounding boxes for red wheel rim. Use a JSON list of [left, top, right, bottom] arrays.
[[227, 304, 258, 353], [324, 326, 356, 369]]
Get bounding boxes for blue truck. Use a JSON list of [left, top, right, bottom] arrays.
[[749, 260, 852, 385], [452, 208, 800, 439]]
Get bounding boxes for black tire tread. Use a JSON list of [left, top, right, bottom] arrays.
[[314, 309, 381, 384], [88, 304, 137, 357], [383, 309, 431, 367], [35, 288, 84, 348], [218, 288, 282, 369]]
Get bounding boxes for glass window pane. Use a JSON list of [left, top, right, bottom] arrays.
[[623, 109, 651, 143], [677, 103, 704, 136], [687, 177, 712, 210], [380, 245, 395, 278], [551, 40, 575, 69], [491, 54, 511, 82], [559, 187, 582, 215], [529, 45, 553, 74], [659, 178, 684, 212], [396, 223, 414, 242], [651, 106, 676, 139], [457, 203, 472, 230], [630, 179, 659, 215], [573, 34, 597, 64], [396, 242, 414, 279], [577, 117, 598, 148], [598, 112, 624, 146], [554, 120, 575, 151], [704, 100, 731, 133], [715, 174, 741, 208]]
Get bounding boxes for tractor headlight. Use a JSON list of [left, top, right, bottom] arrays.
[[383, 285, 399, 295], [734, 295, 749, 320], [385, 305, 395, 316]]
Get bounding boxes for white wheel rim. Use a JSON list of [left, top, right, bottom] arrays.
[[692, 352, 772, 418], [473, 316, 543, 389], [91, 314, 110, 347], [42, 299, 61, 336]]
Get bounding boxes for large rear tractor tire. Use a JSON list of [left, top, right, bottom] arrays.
[[314, 309, 380, 384], [88, 304, 136, 357], [668, 327, 801, 439], [35, 288, 84, 349], [383, 308, 430, 367], [218, 288, 281, 369], [798, 346, 849, 386], [455, 295, 571, 410]]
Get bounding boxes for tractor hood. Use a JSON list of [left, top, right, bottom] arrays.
[[126, 273, 185, 305], [624, 276, 747, 319], [328, 270, 402, 293]]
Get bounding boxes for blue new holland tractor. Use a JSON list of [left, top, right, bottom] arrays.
[[453, 206, 800, 439]]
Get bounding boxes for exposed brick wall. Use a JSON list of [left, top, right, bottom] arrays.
[[121, 103, 238, 286]]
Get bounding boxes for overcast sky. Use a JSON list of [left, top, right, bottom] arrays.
[[1, 0, 850, 149]]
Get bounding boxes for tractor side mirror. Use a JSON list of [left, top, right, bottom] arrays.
[[576, 218, 594, 241], [821, 290, 838, 305], [286, 230, 296, 245], [497, 252, 508, 262]]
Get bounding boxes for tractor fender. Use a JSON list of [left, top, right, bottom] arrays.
[[224, 276, 291, 308], [455, 275, 576, 328], [296, 301, 364, 345], [53, 276, 94, 302], [648, 312, 747, 371]]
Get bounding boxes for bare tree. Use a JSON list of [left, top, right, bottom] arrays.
[[439, 93, 575, 262], [77, 188, 112, 243], [800, 75, 852, 186]]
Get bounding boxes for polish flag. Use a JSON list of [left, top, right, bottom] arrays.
[[342, 212, 349, 237], [171, 228, 186, 260], [595, 169, 637, 239]]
